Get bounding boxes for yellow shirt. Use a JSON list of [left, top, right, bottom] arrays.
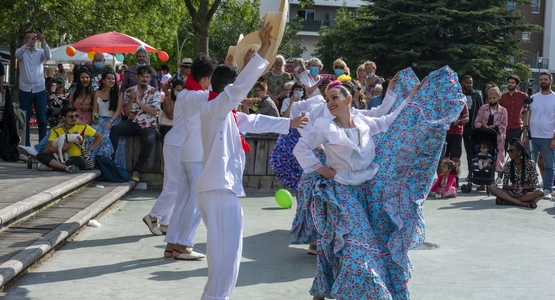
[[49, 123, 96, 157]]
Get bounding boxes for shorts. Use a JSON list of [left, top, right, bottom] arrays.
[[445, 134, 462, 159]]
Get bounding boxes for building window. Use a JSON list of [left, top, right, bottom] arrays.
[[522, 32, 530, 40], [530, 50, 539, 68], [507, 1, 515, 10], [532, 0, 540, 13], [297, 10, 315, 20]]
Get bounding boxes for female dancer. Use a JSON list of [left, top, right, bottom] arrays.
[[295, 66, 465, 299]]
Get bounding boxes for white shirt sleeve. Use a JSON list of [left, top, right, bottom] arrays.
[[361, 99, 408, 136], [236, 112, 290, 135], [357, 89, 397, 118], [293, 127, 327, 172], [280, 98, 291, 114]]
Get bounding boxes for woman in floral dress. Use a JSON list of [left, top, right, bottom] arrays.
[[69, 68, 94, 124]]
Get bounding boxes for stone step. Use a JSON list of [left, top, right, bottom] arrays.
[[0, 180, 136, 287]]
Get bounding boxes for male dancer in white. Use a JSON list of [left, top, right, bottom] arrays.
[[163, 54, 218, 260], [196, 23, 307, 299], [142, 88, 186, 238]]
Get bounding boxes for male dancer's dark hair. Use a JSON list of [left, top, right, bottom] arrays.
[[211, 64, 239, 93], [191, 53, 218, 83]]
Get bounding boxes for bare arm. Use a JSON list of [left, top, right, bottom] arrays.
[[164, 99, 175, 120]]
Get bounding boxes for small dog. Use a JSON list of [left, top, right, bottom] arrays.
[[52, 134, 83, 163]]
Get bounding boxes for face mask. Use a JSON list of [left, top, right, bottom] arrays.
[[137, 63, 146, 67], [489, 101, 498, 107], [310, 67, 318, 75], [294, 90, 303, 98], [335, 70, 344, 76], [294, 66, 300, 72], [174, 91, 180, 97], [93, 62, 103, 69], [366, 73, 374, 78]]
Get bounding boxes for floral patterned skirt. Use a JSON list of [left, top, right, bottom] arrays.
[[269, 128, 303, 190], [291, 149, 327, 245], [86, 116, 126, 169]]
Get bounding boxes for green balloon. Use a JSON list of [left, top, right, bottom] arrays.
[[275, 189, 293, 209]]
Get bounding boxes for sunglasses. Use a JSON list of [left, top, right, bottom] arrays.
[[65, 114, 78, 119], [181, 65, 191, 69], [334, 65, 344, 70]]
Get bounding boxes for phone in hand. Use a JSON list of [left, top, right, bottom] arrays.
[[36, 28, 43, 34]]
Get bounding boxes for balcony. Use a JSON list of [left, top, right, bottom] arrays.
[[530, 58, 549, 69], [301, 19, 335, 32]]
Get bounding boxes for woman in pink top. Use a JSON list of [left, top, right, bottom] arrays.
[[430, 159, 459, 198], [69, 67, 94, 124]]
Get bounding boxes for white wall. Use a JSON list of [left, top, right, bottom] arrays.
[[543, 0, 555, 72]]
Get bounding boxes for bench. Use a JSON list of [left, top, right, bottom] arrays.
[[124, 134, 285, 190]]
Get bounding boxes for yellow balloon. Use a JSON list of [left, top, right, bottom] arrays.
[[87, 51, 96, 60]]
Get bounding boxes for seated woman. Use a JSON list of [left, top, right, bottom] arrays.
[[89, 71, 125, 168], [488, 138, 543, 208], [281, 81, 306, 118]]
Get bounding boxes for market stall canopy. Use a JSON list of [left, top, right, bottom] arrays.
[[45, 44, 122, 67], [71, 31, 158, 53]]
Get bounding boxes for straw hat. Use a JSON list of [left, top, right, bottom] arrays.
[[177, 57, 193, 68], [226, 34, 244, 67], [235, 0, 289, 71]]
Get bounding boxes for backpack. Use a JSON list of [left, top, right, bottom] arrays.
[[95, 155, 131, 182]]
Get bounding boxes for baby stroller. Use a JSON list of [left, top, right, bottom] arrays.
[[460, 127, 498, 194], [46, 93, 68, 128]]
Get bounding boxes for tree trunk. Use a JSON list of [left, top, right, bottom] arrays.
[[193, 23, 210, 56]]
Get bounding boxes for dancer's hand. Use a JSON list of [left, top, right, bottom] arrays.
[[388, 73, 399, 91], [243, 48, 256, 68], [290, 112, 308, 129], [317, 166, 336, 179], [408, 78, 426, 100], [257, 21, 273, 59], [224, 54, 234, 66]]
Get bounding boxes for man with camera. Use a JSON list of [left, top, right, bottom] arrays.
[[499, 74, 528, 151], [523, 72, 555, 200], [15, 28, 51, 146]]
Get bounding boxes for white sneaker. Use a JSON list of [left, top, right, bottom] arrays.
[[537, 181, 543, 189], [434, 192, 441, 199], [543, 190, 552, 200], [18, 145, 38, 157], [36, 163, 52, 171]]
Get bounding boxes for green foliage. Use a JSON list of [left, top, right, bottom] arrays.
[[315, 0, 542, 86], [209, 0, 260, 62], [512, 62, 532, 82], [279, 16, 307, 59]]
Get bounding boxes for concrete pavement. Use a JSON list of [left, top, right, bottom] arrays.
[[3, 185, 555, 299]]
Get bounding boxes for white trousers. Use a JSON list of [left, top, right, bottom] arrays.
[[198, 189, 243, 300], [164, 161, 203, 246], [148, 144, 180, 225]]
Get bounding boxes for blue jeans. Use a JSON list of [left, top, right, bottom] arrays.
[[110, 120, 157, 172], [19, 89, 47, 146], [34, 131, 50, 153], [530, 138, 555, 192]]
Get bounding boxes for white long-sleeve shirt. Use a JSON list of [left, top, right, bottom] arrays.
[[293, 100, 408, 186], [291, 89, 398, 138], [180, 89, 209, 162], [197, 54, 290, 196], [15, 44, 51, 92]]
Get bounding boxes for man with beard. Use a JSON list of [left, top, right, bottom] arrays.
[[121, 46, 158, 94], [110, 66, 161, 182], [522, 72, 555, 200], [499, 74, 528, 150], [460, 75, 484, 178]]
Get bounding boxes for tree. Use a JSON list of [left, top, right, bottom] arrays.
[[512, 62, 532, 83], [315, 0, 541, 85], [279, 16, 307, 59]]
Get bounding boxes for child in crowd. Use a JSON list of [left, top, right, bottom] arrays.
[[472, 141, 493, 170], [430, 159, 459, 199]]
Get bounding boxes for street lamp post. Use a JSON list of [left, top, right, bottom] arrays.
[[176, 32, 194, 64]]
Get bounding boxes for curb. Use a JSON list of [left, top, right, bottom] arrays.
[[0, 180, 136, 287], [0, 170, 101, 225]]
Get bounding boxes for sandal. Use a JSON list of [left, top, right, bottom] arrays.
[[525, 201, 537, 209], [164, 250, 173, 258], [476, 185, 486, 191], [495, 198, 506, 205]]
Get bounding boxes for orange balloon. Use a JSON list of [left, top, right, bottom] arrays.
[[157, 51, 169, 62], [66, 46, 76, 57], [87, 51, 96, 60]]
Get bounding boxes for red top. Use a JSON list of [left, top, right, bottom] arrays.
[[446, 104, 469, 135], [499, 91, 527, 130], [430, 173, 458, 196]]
